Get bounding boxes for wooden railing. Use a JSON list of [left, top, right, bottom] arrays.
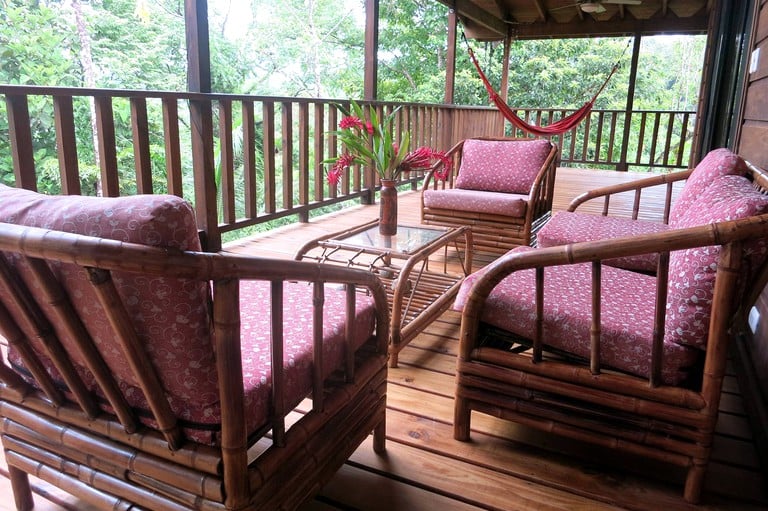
[[508, 107, 696, 170], [0, 85, 695, 249]]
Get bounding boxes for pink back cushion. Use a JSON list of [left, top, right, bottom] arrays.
[[0, 185, 219, 430], [669, 148, 747, 225], [454, 139, 553, 194], [666, 175, 768, 349]]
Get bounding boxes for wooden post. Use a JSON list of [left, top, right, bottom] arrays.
[[445, 7, 457, 105], [618, 34, 641, 172], [362, 0, 379, 204], [184, 0, 220, 250]]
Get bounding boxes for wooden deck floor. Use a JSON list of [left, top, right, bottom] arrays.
[[1, 168, 766, 510]]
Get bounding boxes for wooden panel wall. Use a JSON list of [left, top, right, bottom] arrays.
[[736, 0, 768, 472]]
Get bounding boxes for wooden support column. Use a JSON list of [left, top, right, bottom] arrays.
[[364, 0, 379, 101], [362, 0, 379, 204], [445, 7, 457, 105], [185, 0, 220, 250], [618, 34, 641, 172], [501, 33, 511, 104]]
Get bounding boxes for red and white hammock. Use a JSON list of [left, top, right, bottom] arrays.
[[466, 44, 621, 136]]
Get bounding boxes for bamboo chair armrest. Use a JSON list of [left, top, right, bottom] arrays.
[[567, 169, 692, 213], [458, 213, 768, 356]]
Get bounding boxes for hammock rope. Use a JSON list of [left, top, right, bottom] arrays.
[[463, 33, 628, 136]]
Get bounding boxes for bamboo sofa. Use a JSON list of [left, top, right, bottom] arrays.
[[452, 160, 768, 503], [421, 137, 558, 254], [0, 184, 389, 511]]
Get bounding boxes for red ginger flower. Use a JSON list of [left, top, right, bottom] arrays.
[[339, 116, 364, 130], [327, 152, 355, 186]]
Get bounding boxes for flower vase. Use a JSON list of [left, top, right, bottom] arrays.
[[379, 179, 398, 236]]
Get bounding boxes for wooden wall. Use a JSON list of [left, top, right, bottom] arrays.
[[736, 0, 768, 475]]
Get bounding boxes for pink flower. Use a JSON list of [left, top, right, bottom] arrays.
[[398, 147, 452, 179], [339, 116, 363, 130], [327, 152, 355, 186], [365, 121, 374, 135]]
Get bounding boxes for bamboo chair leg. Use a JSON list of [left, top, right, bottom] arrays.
[[453, 397, 471, 441], [8, 465, 33, 511], [684, 458, 706, 504], [373, 419, 386, 453]]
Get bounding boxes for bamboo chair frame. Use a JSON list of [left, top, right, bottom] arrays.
[[566, 168, 692, 220], [455, 213, 768, 504], [0, 223, 390, 511], [421, 137, 559, 254]]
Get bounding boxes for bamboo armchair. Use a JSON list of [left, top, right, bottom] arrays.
[[0, 186, 389, 511], [421, 137, 558, 254], [453, 172, 768, 503]]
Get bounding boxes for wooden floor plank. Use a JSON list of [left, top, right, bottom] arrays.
[[347, 437, 625, 511]]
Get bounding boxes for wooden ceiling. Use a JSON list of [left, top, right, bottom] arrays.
[[436, 0, 714, 40]]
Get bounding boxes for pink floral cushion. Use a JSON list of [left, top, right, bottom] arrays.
[[666, 175, 768, 349], [454, 139, 553, 194], [669, 148, 747, 225], [537, 211, 668, 272], [423, 188, 528, 218], [453, 247, 699, 385]]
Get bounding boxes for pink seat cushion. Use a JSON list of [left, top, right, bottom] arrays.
[[669, 148, 747, 225], [666, 175, 768, 349], [454, 139, 553, 194], [453, 247, 699, 385], [238, 281, 377, 441], [537, 211, 669, 272], [423, 188, 528, 218]]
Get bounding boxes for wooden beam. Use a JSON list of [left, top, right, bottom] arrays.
[[364, 0, 379, 100], [185, 0, 211, 93], [448, 0, 507, 37], [445, 8, 457, 104], [512, 14, 710, 39]]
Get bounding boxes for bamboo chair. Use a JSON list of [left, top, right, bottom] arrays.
[[0, 186, 389, 511], [453, 169, 768, 504], [421, 137, 558, 254]]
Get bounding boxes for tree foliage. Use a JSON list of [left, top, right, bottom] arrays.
[[0, 0, 707, 192]]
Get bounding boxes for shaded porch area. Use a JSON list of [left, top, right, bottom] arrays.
[[1, 167, 765, 511]]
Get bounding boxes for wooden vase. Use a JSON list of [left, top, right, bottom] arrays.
[[379, 179, 398, 236]]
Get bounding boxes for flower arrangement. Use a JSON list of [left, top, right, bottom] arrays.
[[325, 101, 451, 186]]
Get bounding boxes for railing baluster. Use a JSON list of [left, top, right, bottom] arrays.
[[130, 97, 153, 194], [636, 111, 648, 164], [162, 98, 183, 197], [649, 112, 661, 166], [242, 100, 258, 219], [53, 96, 81, 195], [5, 94, 36, 191], [313, 103, 325, 202], [94, 95, 120, 197], [282, 101, 294, 207], [218, 100, 235, 223], [298, 102, 310, 215], [263, 101, 276, 214]]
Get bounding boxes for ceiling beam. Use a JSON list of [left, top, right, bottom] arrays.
[[510, 14, 710, 39], [438, 0, 508, 37]]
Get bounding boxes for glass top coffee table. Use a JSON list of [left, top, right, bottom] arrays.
[[295, 220, 473, 367]]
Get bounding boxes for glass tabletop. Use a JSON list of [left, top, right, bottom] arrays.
[[331, 224, 449, 255]]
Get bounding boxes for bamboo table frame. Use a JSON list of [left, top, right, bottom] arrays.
[[295, 220, 473, 367]]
